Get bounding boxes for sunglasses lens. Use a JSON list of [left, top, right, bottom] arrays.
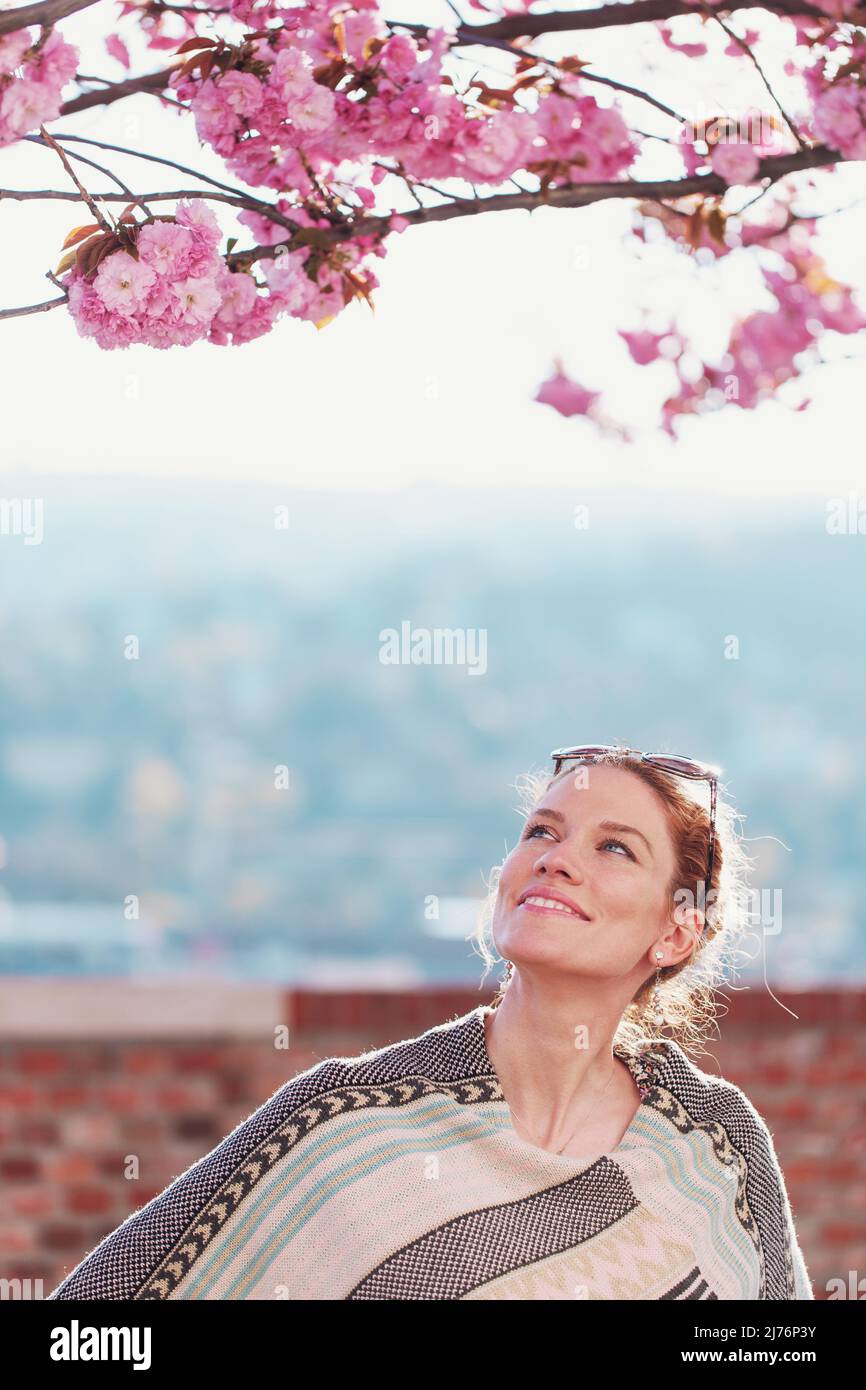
[[647, 756, 704, 777], [551, 746, 618, 764]]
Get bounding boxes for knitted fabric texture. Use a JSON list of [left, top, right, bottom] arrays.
[[47, 1004, 813, 1301]]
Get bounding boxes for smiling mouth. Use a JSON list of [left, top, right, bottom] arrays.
[[519, 896, 588, 920]]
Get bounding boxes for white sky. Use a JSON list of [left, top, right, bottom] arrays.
[[1, 0, 864, 497]]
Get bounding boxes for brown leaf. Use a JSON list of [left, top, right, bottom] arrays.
[[685, 208, 703, 250], [344, 269, 375, 312], [706, 206, 727, 246], [71, 233, 107, 276], [558, 55, 588, 74], [75, 238, 103, 279], [89, 237, 122, 276], [472, 81, 516, 109], [174, 36, 219, 54], [61, 222, 101, 250], [54, 249, 78, 276], [77, 232, 120, 279], [312, 58, 348, 89]]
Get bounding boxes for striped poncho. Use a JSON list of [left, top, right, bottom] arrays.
[[48, 1003, 813, 1300]]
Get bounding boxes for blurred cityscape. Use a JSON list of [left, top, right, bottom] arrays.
[[0, 475, 863, 986]]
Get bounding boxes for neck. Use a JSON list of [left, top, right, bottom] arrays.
[[483, 981, 628, 1134]]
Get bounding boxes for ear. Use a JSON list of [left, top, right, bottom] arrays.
[[671, 898, 705, 931], [660, 901, 705, 968]]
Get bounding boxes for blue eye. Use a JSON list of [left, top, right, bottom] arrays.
[[524, 821, 635, 860], [601, 838, 634, 859], [524, 821, 554, 839]]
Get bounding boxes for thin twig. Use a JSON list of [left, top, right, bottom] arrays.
[[0, 186, 303, 239], [707, 10, 807, 151], [429, 26, 686, 123], [24, 134, 153, 218], [37, 125, 113, 230], [47, 131, 256, 200], [0, 142, 844, 227]]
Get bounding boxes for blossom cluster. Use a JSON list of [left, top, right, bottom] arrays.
[[61, 198, 382, 350], [5, 0, 863, 437], [168, 16, 637, 196], [0, 27, 79, 148], [541, 219, 866, 437], [64, 200, 247, 349]]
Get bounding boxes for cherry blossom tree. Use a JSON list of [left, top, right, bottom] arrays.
[[1, 0, 865, 436]]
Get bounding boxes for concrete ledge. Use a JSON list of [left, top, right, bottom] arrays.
[[0, 978, 861, 1039], [0, 977, 286, 1038]]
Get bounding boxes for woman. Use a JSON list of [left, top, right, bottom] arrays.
[[48, 745, 813, 1301]]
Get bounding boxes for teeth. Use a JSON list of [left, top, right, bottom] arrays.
[[522, 895, 580, 916]]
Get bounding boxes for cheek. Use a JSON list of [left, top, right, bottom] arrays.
[[498, 845, 528, 892]]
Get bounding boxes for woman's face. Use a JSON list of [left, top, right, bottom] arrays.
[[492, 764, 683, 985]]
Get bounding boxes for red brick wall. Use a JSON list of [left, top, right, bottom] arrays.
[[1, 983, 862, 1299]]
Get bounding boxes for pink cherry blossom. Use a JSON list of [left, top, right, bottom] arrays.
[[105, 34, 130, 70], [288, 81, 337, 135], [535, 369, 601, 418], [0, 28, 79, 147], [620, 329, 671, 366], [458, 111, 530, 183], [710, 141, 761, 186], [95, 252, 157, 313], [172, 276, 223, 325], [270, 46, 316, 104], [812, 82, 866, 159], [0, 29, 30, 74], [659, 24, 707, 58], [137, 221, 195, 277], [379, 34, 419, 84]]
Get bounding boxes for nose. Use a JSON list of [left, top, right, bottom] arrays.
[[534, 844, 584, 881]]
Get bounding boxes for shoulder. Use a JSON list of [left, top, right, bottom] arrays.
[[631, 1035, 791, 1174], [48, 1008, 479, 1300], [635, 1036, 774, 1136]]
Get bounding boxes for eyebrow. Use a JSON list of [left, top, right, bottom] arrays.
[[528, 807, 654, 858]]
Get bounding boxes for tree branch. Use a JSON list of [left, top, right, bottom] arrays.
[[0, 0, 100, 36], [416, 0, 831, 42], [60, 67, 177, 116], [0, 294, 67, 320], [0, 143, 848, 322], [44, 1, 833, 120], [1, 141, 844, 231], [226, 141, 846, 266]]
